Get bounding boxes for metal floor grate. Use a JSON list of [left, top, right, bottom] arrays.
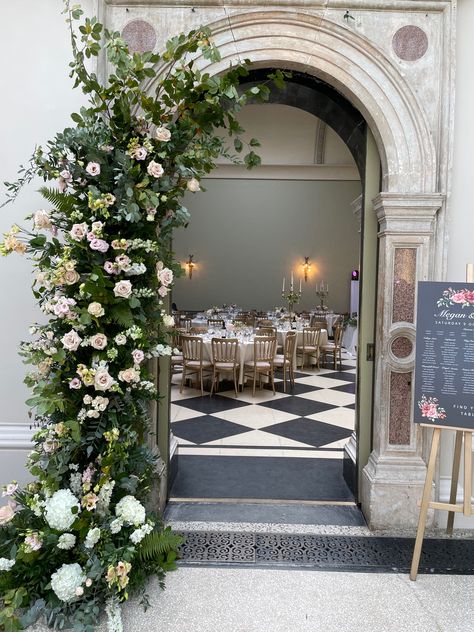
[[178, 531, 474, 574]]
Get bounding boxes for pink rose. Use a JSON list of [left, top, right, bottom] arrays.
[[157, 267, 173, 287], [25, 533, 42, 551], [69, 378, 82, 389], [114, 281, 133, 299], [155, 126, 171, 142], [118, 367, 140, 383], [0, 502, 15, 525], [115, 254, 131, 271], [451, 292, 466, 304], [34, 210, 52, 231], [86, 162, 101, 176], [94, 368, 114, 392], [147, 161, 164, 178], [186, 178, 201, 192], [60, 169, 72, 182], [463, 291, 474, 303], [89, 239, 109, 253], [132, 349, 145, 364], [70, 223, 88, 241], [90, 334, 107, 350], [158, 285, 168, 297], [61, 329, 82, 351], [2, 482, 18, 497]]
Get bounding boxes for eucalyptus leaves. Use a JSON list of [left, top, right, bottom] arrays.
[[0, 2, 285, 630]]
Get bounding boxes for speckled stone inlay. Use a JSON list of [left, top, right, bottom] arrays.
[[392, 25, 428, 62], [392, 248, 417, 323], [122, 20, 157, 54], [389, 371, 412, 445], [391, 336, 413, 359]]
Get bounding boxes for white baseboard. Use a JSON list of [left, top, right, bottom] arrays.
[[0, 423, 34, 450]]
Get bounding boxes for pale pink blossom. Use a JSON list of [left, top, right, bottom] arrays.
[[69, 378, 82, 389], [115, 254, 131, 271], [70, 223, 88, 241], [34, 209, 52, 231], [24, 533, 42, 552], [60, 169, 72, 182], [157, 267, 173, 287], [118, 367, 140, 383], [86, 162, 101, 176], [147, 161, 164, 178], [88, 302, 104, 318], [2, 483, 18, 497], [89, 239, 109, 253], [85, 578, 93, 588], [75, 586, 84, 597], [104, 261, 118, 275], [53, 298, 76, 318], [132, 349, 145, 364], [133, 146, 147, 161], [64, 270, 80, 285], [158, 285, 168, 297]]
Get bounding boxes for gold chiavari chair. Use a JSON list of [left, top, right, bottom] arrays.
[[210, 338, 240, 397], [207, 318, 225, 329], [180, 335, 213, 396], [170, 327, 186, 375], [321, 324, 344, 370], [273, 331, 297, 393], [254, 326, 277, 337], [297, 327, 321, 370], [243, 336, 277, 397]]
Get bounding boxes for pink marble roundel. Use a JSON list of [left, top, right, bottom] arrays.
[[391, 336, 413, 359], [122, 20, 157, 54], [392, 25, 428, 62]]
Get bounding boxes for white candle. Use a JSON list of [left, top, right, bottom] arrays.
[[320, 281, 324, 291], [326, 283, 329, 292], [291, 272, 294, 291], [299, 278, 302, 293], [467, 264, 474, 283], [282, 277, 285, 292]]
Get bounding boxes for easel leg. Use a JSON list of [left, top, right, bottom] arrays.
[[447, 431, 463, 534], [410, 427, 441, 581], [464, 431, 472, 516]]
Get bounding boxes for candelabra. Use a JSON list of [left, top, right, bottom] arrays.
[[315, 288, 329, 311], [282, 288, 301, 315]]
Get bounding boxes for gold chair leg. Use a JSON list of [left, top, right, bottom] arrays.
[[234, 368, 238, 397], [180, 366, 186, 393]]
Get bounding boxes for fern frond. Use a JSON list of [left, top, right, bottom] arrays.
[[138, 527, 183, 563], [38, 187, 77, 214]]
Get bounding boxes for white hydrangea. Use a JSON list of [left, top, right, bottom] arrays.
[[44, 489, 80, 531], [115, 495, 146, 526], [50, 563, 85, 602], [0, 558, 15, 571], [110, 518, 123, 534], [130, 523, 153, 544], [84, 527, 101, 549], [57, 533, 76, 550]]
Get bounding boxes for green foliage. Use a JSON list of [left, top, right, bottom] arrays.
[[137, 527, 183, 564]]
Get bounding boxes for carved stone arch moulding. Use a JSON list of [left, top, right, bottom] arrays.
[[144, 11, 437, 195]]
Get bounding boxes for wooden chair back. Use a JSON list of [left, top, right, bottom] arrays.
[[253, 336, 277, 363], [181, 335, 204, 362], [303, 327, 321, 348], [284, 331, 297, 362], [255, 326, 277, 337], [211, 338, 239, 364]]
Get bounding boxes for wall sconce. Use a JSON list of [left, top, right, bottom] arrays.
[[302, 256, 311, 282], [186, 254, 195, 279]]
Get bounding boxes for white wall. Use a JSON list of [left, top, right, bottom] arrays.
[[0, 1, 94, 485], [173, 179, 361, 313]]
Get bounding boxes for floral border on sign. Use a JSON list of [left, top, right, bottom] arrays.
[[437, 287, 474, 308], [418, 395, 447, 423]]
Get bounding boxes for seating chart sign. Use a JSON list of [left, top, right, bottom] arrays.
[[414, 281, 474, 429]]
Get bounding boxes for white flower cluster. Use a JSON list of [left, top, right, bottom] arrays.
[[115, 495, 146, 526], [154, 344, 173, 357], [82, 395, 109, 418], [125, 263, 147, 276], [44, 489, 80, 531], [128, 239, 159, 252], [84, 527, 101, 549], [51, 563, 85, 602], [130, 523, 153, 544], [57, 533, 76, 550], [27, 493, 46, 517], [0, 558, 15, 571], [97, 480, 115, 515], [110, 518, 123, 534], [69, 471, 83, 497], [124, 325, 142, 340], [132, 288, 155, 298]]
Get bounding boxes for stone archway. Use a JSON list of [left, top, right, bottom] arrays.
[[138, 7, 453, 528]]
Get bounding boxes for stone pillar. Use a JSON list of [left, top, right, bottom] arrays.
[[361, 192, 444, 529]]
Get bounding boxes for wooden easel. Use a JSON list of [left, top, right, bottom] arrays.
[[410, 424, 473, 580]]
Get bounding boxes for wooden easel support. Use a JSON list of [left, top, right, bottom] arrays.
[[410, 424, 473, 581]]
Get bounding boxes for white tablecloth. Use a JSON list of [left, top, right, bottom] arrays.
[[342, 325, 358, 356]]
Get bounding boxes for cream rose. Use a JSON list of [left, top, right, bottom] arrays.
[[155, 126, 171, 142], [147, 161, 164, 178], [114, 280, 133, 299], [0, 503, 15, 525], [118, 367, 139, 383], [70, 223, 88, 241], [162, 314, 175, 327], [186, 178, 201, 192], [34, 209, 53, 230], [94, 368, 114, 392], [88, 302, 104, 318], [90, 334, 107, 350], [64, 270, 80, 285], [61, 330, 82, 351]]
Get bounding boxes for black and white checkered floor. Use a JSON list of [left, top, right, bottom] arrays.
[[170, 353, 356, 502]]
